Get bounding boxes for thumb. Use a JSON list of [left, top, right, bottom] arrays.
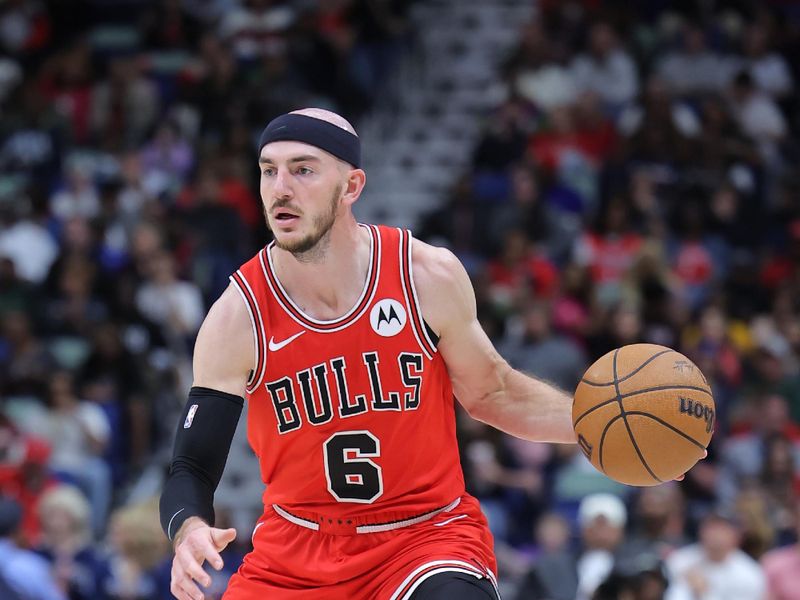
[[210, 527, 237, 550]]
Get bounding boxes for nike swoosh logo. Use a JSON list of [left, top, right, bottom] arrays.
[[268, 331, 306, 351]]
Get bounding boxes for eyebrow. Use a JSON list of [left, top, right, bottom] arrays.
[[259, 155, 322, 165]]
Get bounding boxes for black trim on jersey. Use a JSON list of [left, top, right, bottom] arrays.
[[423, 320, 439, 346], [398, 229, 437, 358]]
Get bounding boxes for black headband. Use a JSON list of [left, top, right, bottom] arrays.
[[257, 113, 361, 168]]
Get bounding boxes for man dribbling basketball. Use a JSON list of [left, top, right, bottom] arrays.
[[158, 108, 681, 600]]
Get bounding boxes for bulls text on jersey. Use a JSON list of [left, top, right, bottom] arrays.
[[265, 351, 424, 434]]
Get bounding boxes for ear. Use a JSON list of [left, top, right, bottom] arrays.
[[341, 168, 366, 207]]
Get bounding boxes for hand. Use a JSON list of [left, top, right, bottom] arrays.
[[170, 517, 237, 600], [674, 449, 708, 482], [685, 567, 709, 596]]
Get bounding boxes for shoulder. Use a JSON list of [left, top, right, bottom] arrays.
[[410, 237, 466, 289], [197, 284, 254, 347], [732, 549, 766, 574], [410, 238, 475, 335], [192, 283, 255, 395], [666, 544, 702, 571], [761, 546, 790, 570]]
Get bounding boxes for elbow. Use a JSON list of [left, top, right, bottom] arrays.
[[458, 391, 484, 420], [458, 361, 512, 422]]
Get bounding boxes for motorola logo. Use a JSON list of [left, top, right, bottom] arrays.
[[370, 299, 407, 337]]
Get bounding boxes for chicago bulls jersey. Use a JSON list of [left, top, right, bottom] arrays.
[[229, 224, 466, 523]]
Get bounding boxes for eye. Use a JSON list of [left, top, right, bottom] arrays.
[[262, 167, 275, 177], [297, 166, 313, 175]]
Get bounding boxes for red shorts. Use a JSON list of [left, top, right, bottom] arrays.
[[223, 495, 497, 600]]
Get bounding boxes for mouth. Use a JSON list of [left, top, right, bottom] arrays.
[[272, 209, 300, 224]]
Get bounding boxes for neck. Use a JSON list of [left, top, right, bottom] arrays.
[[271, 215, 371, 320]]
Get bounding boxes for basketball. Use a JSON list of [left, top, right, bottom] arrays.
[[572, 344, 714, 486]]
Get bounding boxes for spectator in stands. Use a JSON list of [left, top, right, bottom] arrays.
[[508, 20, 578, 111], [488, 163, 576, 263], [0, 433, 57, 547], [514, 512, 578, 600], [37, 39, 95, 144], [35, 484, 111, 600], [0, 196, 58, 286], [40, 370, 112, 539], [573, 198, 644, 308], [570, 22, 638, 112], [499, 301, 588, 392], [761, 501, 800, 600], [0, 494, 65, 600], [138, 119, 195, 198], [219, 0, 296, 62], [718, 394, 800, 508], [103, 499, 170, 600], [666, 510, 766, 600], [576, 493, 628, 600], [134, 250, 205, 342], [619, 483, 688, 563], [90, 56, 159, 151], [618, 76, 702, 140], [728, 70, 788, 162], [487, 229, 559, 315], [0, 310, 54, 398], [656, 23, 734, 98], [738, 23, 793, 99]]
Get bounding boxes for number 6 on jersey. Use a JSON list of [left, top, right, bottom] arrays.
[[323, 431, 384, 503]]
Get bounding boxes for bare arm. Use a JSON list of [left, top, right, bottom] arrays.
[[413, 240, 575, 444], [191, 283, 254, 395]]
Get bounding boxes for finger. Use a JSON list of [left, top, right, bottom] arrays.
[[184, 534, 222, 569], [178, 552, 212, 588], [702, 449, 708, 459], [210, 527, 237, 552], [176, 577, 205, 600], [674, 474, 685, 481], [172, 575, 200, 600]]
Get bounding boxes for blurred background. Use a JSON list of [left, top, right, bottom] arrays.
[[0, 0, 799, 598]]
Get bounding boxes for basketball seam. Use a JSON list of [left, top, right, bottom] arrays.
[[613, 349, 663, 484], [598, 414, 623, 474], [580, 349, 674, 387], [623, 411, 708, 450], [573, 384, 713, 428]]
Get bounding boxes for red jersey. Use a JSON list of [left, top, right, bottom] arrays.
[[229, 224, 466, 524]]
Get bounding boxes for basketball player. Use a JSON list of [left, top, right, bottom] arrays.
[[159, 108, 578, 600]]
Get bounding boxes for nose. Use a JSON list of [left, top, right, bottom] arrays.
[[272, 167, 294, 200]]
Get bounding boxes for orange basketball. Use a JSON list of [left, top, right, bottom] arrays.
[[572, 343, 714, 486]]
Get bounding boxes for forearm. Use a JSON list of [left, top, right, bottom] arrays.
[[466, 365, 575, 444], [159, 386, 243, 540], [160, 460, 216, 540]]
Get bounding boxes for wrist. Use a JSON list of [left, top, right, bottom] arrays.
[[173, 516, 207, 550]]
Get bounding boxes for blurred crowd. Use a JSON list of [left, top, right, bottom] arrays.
[[0, 0, 412, 598], [417, 0, 800, 598], [2, 0, 800, 599]]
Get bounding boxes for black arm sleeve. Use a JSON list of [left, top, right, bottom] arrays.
[[159, 386, 243, 540]]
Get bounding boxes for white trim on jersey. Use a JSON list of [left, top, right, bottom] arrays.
[[389, 559, 500, 600], [229, 272, 267, 392], [272, 504, 320, 531], [261, 223, 381, 332], [404, 229, 439, 354], [354, 497, 460, 533], [396, 228, 434, 361], [270, 497, 461, 534]]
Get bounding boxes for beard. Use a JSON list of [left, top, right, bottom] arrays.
[[269, 183, 342, 258]]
